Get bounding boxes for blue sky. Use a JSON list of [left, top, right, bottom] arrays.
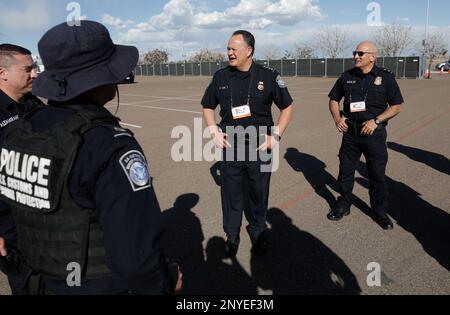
[[1, 0, 449, 60]]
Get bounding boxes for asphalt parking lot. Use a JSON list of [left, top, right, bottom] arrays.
[[1, 74, 449, 295]]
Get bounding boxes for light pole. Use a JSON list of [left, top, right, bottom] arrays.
[[423, 0, 431, 78], [425, 0, 430, 45]]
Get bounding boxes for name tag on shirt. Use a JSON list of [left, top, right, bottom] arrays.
[[350, 101, 366, 113], [232, 105, 252, 120]]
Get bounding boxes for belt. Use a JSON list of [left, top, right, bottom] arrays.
[[346, 119, 385, 136], [228, 134, 267, 146]]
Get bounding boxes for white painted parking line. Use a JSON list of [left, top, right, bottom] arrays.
[[121, 93, 202, 100], [106, 103, 202, 114], [129, 98, 200, 105], [110, 97, 200, 106], [303, 92, 330, 95], [120, 122, 143, 129]]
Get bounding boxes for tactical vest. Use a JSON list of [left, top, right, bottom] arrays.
[[0, 105, 119, 280]]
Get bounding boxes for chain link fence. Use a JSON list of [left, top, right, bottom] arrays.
[[135, 57, 422, 79]]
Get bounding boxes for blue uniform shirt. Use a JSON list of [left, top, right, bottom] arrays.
[[328, 65, 404, 121], [201, 62, 293, 128]]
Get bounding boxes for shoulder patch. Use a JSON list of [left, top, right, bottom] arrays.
[[276, 75, 287, 88], [119, 150, 152, 191], [262, 65, 276, 72], [99, 124, 134, 138], [381, 68, 394, 75]]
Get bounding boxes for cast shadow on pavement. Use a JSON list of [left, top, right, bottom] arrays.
[[161, 193, 362, 294], [356, 162, 450, 272], [284, 148, 373, 218]]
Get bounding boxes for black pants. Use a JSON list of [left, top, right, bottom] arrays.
[[337, 126, 389, 215], [220, 146, 272, 240]]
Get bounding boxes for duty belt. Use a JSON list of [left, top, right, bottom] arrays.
[[346, 119, 385, 136]]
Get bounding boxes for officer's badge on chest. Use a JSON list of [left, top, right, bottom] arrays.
[[257, 81, 264, 91], [374, 76, 383, 86]]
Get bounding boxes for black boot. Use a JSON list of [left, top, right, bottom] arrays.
[[224, 235, 240, 258], [251, 231, 267, 255]]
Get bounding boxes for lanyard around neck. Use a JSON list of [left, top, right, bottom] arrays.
[[349, 75, 376, 103], [230, 71, 253, 108]]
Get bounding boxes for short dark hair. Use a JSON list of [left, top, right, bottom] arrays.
[[0, 43, 32, 68], [232, 30, 255, 56]]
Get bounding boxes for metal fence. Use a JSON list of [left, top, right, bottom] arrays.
[[135, 57, 422, 79]]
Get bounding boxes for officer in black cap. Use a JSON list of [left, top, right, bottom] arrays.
[[0, 44, 42, 294], [202, 30, 294, 257], [327, 41, 404, 230], [0, 20, 181, 294]]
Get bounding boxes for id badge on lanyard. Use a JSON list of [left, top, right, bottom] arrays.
[[349, 76, 375, 113], [232, 105, 251, 119], [231, 76, 253, 120], [350, 101, 366, 113]]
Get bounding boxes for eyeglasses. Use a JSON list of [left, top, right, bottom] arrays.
[[353, 51, 375, 57]]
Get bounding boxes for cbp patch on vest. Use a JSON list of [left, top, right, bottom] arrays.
[[119, 150, 151, 191], [276, 75, 287, 88]]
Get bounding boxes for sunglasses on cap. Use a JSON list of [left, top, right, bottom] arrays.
[[353, 51, 375, 57]]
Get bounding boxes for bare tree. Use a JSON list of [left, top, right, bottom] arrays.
[[259, 44, 280, 60], [282, 50, 295, 60], [313, 26, 352, 58], [143, 48, 169, 64], [138, 54, 146, 65], [372, 23, 414, 56], [422, 33, 448, 74], [190, 49, 226, 63], [294, 41, 316, 59]]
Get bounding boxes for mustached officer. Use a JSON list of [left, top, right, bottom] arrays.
[[0, 20, 181, 294], [327, 41, 404, 230]]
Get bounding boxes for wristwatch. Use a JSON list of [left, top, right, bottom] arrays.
[[272, 133, 282, 142], [374, 117, 382, 125]]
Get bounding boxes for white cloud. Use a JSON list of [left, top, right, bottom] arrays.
[[115, 0, 326, 61], [119, 0, 324, 45], [101, 14, 134, 29], [395, 17, 411, 23], [0, 0, 50, 31], [149, 0, 196, 29], [245, 18, 274, 29], [108, 0, 449, 60]]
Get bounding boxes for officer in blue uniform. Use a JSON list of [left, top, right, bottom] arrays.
[[0, 43, 41, 294], [202, 30, 294, 257], [0, 21, 181, 294], [327, 41, 404, 230]]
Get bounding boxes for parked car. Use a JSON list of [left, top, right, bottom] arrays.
[[121, 71, 135, 84], [435, 62, 450, 71]]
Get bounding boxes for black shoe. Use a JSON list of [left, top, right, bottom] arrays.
[[373, 214, 394, 230], [224, 235, 240, 258], [251, 231, 267, 255], [327, 207, 350, 221]]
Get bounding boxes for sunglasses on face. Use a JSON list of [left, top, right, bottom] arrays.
[[353, 51, 374, 57]]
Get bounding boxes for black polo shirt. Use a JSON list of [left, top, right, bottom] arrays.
[[328, 65, 404, 121], [0, 89, 41, 129], [201, 62, 293, 128]]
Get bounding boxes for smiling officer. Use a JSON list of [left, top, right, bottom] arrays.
[[327, 41, 404, 230], [202, 30, 294, 258]]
